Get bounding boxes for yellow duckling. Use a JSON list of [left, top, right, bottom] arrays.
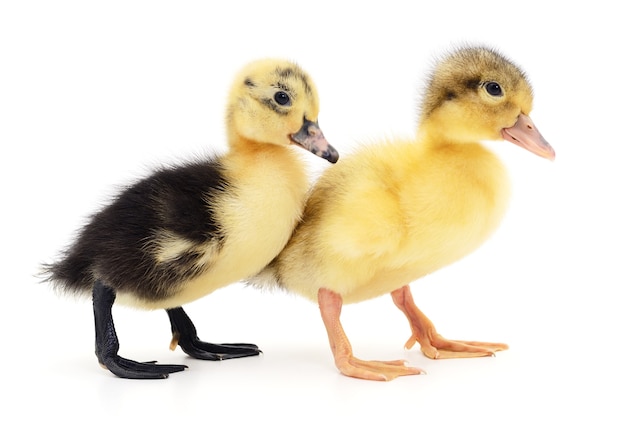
[[252, 46, 554, 381], [43, 58, 338, 379]]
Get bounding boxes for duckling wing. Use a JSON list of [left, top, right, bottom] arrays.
[[100, 160, 230, 294]]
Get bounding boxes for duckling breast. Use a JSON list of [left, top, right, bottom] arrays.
[[392, 142, 511, 269]]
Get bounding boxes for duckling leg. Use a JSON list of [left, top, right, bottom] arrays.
[[318, 288, 424, 381], [93, 281, 187, 379], [167, 307, 261, 360], [391, 285, 508, 359]]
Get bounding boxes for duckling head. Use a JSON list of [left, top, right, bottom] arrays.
[[226, 58, 339, 163], [419, 46, 555, 160]]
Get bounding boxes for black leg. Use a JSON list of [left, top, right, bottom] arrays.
[[167, 307, 261, 360], [93, 280, 187, 379]]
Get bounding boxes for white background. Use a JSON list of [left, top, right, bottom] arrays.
[[1, 1, 624, 429]]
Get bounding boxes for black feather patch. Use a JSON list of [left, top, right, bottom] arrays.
[[44, 159, 230, 302]]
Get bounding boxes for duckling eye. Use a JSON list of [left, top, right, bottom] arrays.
[[484, 82, 503, 97], [274, 91, 291, 106]]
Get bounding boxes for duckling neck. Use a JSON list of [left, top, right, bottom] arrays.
[[416, 125, 509, 195], [227, 134, 298, 163], [223, 134, 310, 208], [416, 124, 476, 151]]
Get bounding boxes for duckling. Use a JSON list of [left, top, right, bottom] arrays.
[[43, 58, 339, 379], [251, 46, 555, 381]]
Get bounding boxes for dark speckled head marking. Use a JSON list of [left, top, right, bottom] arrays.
[[465, 78, 481, 89], [419, 46, 531, 121], [274, 81, 292, 92], [276, 66, 313, 96], [261, 97, 289, 115]]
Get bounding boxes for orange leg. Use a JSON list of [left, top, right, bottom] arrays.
[[391, 285, 508, 359], [318, 288, 424, 381]]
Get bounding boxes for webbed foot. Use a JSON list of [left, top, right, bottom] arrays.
[[167, 307, 262, 360], [99, 355, 187, 379], [391, 285, 508, 359]]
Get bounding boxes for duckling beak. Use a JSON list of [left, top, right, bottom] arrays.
[[502, 114, 555, 161], [290, 119, 339, 163]]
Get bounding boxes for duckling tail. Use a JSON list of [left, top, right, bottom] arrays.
[[39, 251, 95, 296]]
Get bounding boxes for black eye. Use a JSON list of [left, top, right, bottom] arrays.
[[274, 91, 291, 106], [484, 82, 503, 96]]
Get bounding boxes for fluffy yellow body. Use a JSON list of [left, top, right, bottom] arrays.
[[277, 138, 509, 304]]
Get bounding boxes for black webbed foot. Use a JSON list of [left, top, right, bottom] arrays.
[[167, 307, 262, 360], [93, 280, 187, 379], [99, 356, 187, 380]]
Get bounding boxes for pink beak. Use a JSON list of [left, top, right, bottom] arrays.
[[290, 119, 339, 164], [501, 114, 555, 161]]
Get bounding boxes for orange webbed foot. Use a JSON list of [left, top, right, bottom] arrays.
[[405, 335, 508, 359], [392, 285, 508, 360], [319, 287, 425, 381], [335, 355, 424, 381]]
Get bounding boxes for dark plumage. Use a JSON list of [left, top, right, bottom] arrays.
[[45, 160, 229, 303]]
